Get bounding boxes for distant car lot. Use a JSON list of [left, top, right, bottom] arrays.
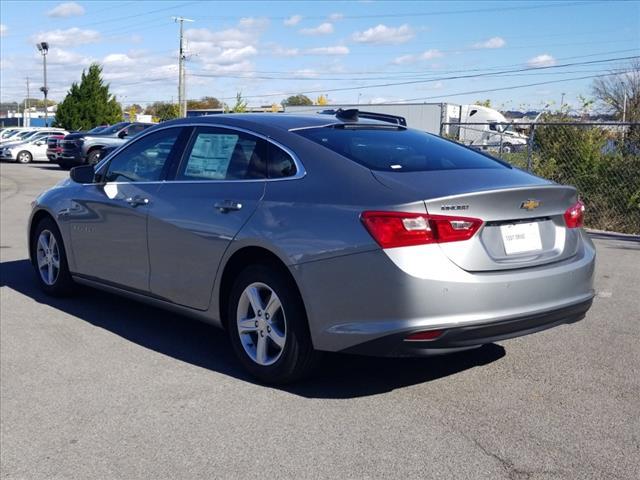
[[1, 163, 639, 479]]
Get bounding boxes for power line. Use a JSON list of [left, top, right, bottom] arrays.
[[185, 55, 640, 100], [196, 1, 602, 20]]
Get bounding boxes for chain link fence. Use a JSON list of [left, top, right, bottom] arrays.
[[441, 121, 640, 235]]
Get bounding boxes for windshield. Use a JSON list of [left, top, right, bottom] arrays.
[[17, 131, 38, 140], [88, 126, 107, 133], [98, 122, 129, 135], [295, 126, 508, 172]]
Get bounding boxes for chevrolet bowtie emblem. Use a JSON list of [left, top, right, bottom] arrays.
[[520, 199, 541, 210]]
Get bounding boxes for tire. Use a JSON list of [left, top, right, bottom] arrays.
[[57, 160, 72, 170], [30, 216, 75, 296], [16, 150, 33, 164], [502, 143, 513, 154], [87, 149, 102, 165], [227, 264, 320, 384]]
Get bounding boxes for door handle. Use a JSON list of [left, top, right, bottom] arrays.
[[214, 200, 243, 213], [125, 196, 150, 207]]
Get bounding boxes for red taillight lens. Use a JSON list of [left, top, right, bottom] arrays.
[[564, 200, 585, 228], [361, 211, 483, 249], [405, 329, 444, 341]]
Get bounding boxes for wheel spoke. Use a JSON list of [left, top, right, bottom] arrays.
[[51, 256, 60, 268], [268, 327, 285, 349], [38, 235, 48, 252], [47, 263, 54, 284], [238, 317, 258, 333], [49, 234, 57, 253], [256, 334, 268, 364], [264, 292, 281, 319], [38, 255, 48, 268], [245, 286, 263, 316]]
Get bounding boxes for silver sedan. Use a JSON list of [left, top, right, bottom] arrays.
[[28, 111, 595, 383]]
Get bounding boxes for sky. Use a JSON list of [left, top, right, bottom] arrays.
[[1, 0, 639, 112]]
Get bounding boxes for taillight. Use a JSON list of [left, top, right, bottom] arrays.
[[564, 200, 585, 228], [361, 211, 483, 249], [405, 329, 444, 341]]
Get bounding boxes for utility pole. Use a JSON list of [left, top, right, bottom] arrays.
[[622, 91, 627, 123], [560, 92, 565, 112], [25, 77, 30, 127], [173, 16, 194, 118]]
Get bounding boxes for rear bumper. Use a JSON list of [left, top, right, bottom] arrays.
[[58, 150, 84, 165], [292, 231, 596, 354], [342, 298, 592, 356]]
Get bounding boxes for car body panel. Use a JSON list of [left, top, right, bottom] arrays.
[[65, 182, 161, 291], [148, 181, 267, 310]]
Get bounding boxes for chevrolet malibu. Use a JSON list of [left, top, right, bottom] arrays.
[[28, 111, 595, 383]]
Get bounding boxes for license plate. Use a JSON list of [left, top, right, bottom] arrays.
[[500, 222, 542, 255]]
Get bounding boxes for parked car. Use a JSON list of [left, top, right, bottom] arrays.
[[28, 111, 595, 383], [0, 130, 69, 163], [0, 128, 46, 145], [46, 135, 66, 162], [58, 122, 153, 169]]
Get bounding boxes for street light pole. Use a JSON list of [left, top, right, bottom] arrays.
[[36, 42, 49, 127]]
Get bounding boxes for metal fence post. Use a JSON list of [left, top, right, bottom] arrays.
[[527, 124, 536, 172]]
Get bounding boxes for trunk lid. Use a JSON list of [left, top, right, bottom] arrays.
[[373, 169, 580, 271]]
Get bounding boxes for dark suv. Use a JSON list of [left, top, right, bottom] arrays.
[[58, 122, 153, 169]]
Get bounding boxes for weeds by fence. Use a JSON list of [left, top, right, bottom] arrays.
[[442, 121, 640, 235]]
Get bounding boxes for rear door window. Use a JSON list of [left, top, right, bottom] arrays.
[[295, 126, 508, 172], [177, 127, 266, 180]]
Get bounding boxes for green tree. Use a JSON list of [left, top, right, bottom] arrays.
[[282, 94, 312, 106], [154, 103, 180, 121], [231, 92, 247, 113], [187, 96, 222, 110], [474, 99, 492, 107], [53, 64, 122, 130]]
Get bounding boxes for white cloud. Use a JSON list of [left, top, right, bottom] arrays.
[[185, 27, 254, 49], [47, 2, 85, 18], [45, 47, 92, 66], [270, 45, 300, 56], [472, 36, 506, 49], [306, 46, 349, 55], [299, 22, 334, 35], [0, 24, 7, 37], [295, 69, 320, 78], [527, 53, 556, 68], [31, 27, 100, 47], [283, 15, 302, 26], [392, 49, 443, 65], [239, 17, 269, 29], [329, 13, 344, 21], [352, 24, 414, 44], [103, 53, 135, 65]]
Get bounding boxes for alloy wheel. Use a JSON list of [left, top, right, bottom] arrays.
[[236, 282, 287, 366], [36, 229, 60, 285]]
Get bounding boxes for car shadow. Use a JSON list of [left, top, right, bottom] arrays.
[[0, 258, 505, 399]]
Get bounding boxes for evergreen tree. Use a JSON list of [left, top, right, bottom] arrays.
[[54, 64, 122, 130]]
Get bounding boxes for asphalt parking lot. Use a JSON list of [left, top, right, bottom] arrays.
[[1, 162, 639, 480]]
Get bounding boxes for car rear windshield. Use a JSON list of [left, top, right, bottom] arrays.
[[294, 126, 508, 172]]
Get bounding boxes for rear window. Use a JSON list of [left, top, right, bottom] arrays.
[[295, 126, 508, 172]]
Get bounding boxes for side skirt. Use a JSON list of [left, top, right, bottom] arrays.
[[71, 274, 224, 328]]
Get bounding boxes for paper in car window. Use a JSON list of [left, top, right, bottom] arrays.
[[185, 134, 239, 179]]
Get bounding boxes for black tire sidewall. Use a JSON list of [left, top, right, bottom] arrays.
[[31, 217, 74, 296], [87, 150, 101, 165], [227, 264, 316, 384]]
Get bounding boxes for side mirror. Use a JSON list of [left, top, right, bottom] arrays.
[[70, 165, 95, 184], [118, 130, 128, 139]]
